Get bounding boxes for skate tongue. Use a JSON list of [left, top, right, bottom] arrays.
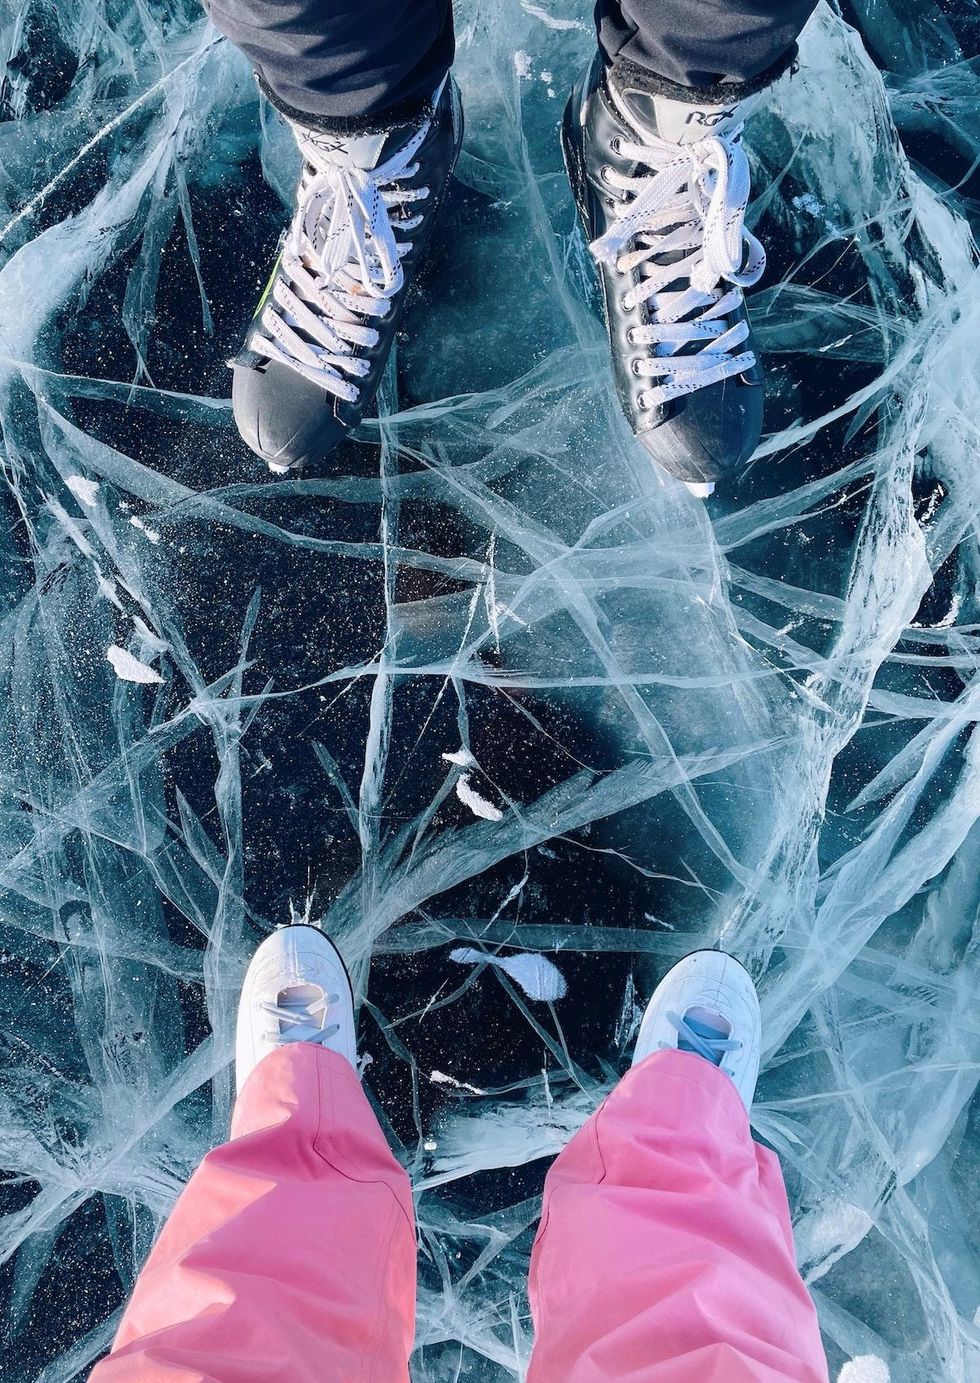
[[296, 122, 417, 172], [676, 1007, 733, 1065], [608, 73, 760, 147]]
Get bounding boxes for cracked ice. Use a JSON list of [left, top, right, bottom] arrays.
[[0, 2, 979, 1380]]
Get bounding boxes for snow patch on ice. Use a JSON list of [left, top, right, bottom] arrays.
[[430, 1069, 488, 1096], [450, 947, 567, 1001], [106, 646, 164, 685], [456, 774, 503, 821], [513, 50, 533, 78], [443, 747, 477, 768], [66, 474, 100, 508], [129, 515, 161, 544], [838, 1358, 890, 1383]]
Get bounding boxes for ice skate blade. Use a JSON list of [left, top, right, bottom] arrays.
[[685, 480, 715, 499]]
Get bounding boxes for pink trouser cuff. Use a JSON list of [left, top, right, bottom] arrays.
[[527, 1049, 828, 1382], [94, 1045, 416, 1383], [92, 1046, 828, 1383]]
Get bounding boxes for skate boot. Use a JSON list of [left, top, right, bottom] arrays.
[[235, 924, 357, 1091], [563, 57, 767, 497], [232, 78, 463, 473], [632, 949, 762, 1110]]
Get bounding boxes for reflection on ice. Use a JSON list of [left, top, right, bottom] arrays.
[[0, 1, 978, 1379]]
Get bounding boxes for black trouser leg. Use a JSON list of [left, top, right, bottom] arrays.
[[595, 0, 818, 99], [204, 0, 454, 132]]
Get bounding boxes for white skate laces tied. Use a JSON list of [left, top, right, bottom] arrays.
[[591, 128, 766, 407], [253, 120, 432, 401], [261, 993, 341, 1047]]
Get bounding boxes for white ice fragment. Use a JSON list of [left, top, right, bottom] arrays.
[[430, 1069, 488, 1096], [540, 71, 553, 83], [456, 774, 503, 821], [514, 50, 533, 78], [129, 515, 161, 543], [936, 594, 960, 628], [791, 190, 841, 235], [804, 1203, 873, 1264], [793, 192, 825, 217], [423, 1139, 438, 1152], [106, 645, 164, 685], [838, 1359, 890, 1383], [442, 747, 477, 768], [66, 474, 99, 508], [450, 947, 567, 1001]]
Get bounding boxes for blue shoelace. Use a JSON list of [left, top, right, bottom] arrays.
[[668, 1010, 741, 1066]]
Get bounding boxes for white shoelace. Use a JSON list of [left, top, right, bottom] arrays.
[[252, 123, 433, 401], [591, 127, 765, 408], [261, 992, 340, 1046]]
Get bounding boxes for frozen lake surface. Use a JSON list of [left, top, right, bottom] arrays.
[[1, 1, 979, 1378]]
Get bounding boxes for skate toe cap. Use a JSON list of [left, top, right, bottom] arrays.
[[638, 375, 764, 489], [232, 359, 349, 473]]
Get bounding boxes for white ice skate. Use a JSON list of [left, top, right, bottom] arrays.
[[235, 924, 357, 1092], [632, 949, 762, 1110]]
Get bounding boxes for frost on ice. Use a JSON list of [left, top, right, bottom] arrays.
[[1, 1, 980, 1381]]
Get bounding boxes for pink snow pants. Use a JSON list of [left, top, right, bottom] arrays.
[[91, 1045, 828, 1383]]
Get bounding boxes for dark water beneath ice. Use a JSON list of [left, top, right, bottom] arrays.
[[1, 2, 979, 1379]]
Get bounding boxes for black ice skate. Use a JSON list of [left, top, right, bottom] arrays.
[[232, 78, 463, 473], [563, 57, 767, 497]]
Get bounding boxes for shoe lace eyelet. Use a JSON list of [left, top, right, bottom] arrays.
[[600, 164, 613, 184], [610, 137, 622, 154], [631, 359, 644, 376]]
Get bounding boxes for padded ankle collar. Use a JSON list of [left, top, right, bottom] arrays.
[[257, 72, 438, 137], [607, 46, 799, 108]]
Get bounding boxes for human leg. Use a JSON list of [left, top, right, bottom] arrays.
[[206, 1, 462, 472], [91, 927, 417, 1383], [565, 1, 818, 495], [526, 951, 829, 1382], [595, 0, 816, 94], [204, 0, 454, 130]]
